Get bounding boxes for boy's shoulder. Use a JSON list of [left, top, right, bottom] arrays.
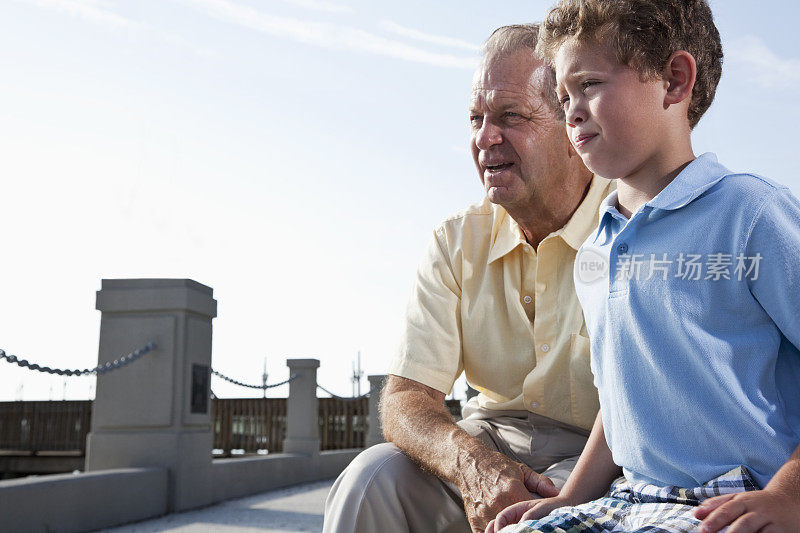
[[698, 155, 792, 210], [712, 169, 795, 219], [717, 170, 787, 195]]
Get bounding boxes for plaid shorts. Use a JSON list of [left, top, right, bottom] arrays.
[[499, 466, 759, 533]]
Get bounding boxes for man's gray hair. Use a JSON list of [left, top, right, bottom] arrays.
[[481, 24, 563, 118]]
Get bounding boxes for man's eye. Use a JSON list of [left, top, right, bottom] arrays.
[[470, 115, 483, 124]]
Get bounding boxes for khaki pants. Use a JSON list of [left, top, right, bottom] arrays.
[[323, 402, 589, 533]]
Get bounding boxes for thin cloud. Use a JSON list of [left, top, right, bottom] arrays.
[[727, 35, 800, 89], [278, 0, 354, 14], [16, 0, 219, 59], [183, 0, 478, 69], [380, 20, 480, 52], [17, 0, 136, 27]]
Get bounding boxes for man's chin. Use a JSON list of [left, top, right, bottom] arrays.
[[486, 186, 514, 206]]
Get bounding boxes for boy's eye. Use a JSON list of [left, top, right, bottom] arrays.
[[559, 95, 570, 108], [581, 80, 599, 91]]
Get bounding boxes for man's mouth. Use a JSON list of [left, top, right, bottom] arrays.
[[484, 163, 513, 173]]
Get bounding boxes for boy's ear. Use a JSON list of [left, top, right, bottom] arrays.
[[662, 50, 696, 106]]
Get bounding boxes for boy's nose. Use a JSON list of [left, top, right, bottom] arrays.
[[566, 109, 586, 126], [566, 106, 586, 126]]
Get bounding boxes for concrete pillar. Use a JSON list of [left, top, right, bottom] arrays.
[[366, 374, 387, 447], [85, 279, 217, 512], [283, 359, 320, 455]]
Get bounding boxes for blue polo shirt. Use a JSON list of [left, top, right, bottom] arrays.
[[574, 153, 800, 489]]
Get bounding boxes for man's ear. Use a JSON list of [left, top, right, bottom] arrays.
[[663, 50, 696, 105], [564, 127, 580, 158]]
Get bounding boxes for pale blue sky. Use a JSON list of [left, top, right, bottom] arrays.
[[0, 0, 798, 400]]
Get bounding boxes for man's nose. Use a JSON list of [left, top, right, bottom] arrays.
[[474, 120, 502, 150]]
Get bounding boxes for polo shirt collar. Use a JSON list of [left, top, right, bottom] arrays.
[[646, 152, 729, 210], [594, 152, 729, 240], [488, 175, 613, 263]]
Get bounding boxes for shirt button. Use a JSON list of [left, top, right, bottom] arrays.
[[617, 243, 629, 254], [541, 343, 550, 352], [523, 295, 532, 304], [530, 401, 539, 409]]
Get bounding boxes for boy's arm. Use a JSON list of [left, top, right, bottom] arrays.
[[695, 441, 800, 532], [695, 187, 800, 532], [486, 411, 622, 533]]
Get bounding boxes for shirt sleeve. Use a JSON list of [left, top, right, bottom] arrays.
[[388, 226, 464, 394], [745, 186, 800, 351]]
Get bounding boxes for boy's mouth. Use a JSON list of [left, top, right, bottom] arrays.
[[573, 133, 597, 148]]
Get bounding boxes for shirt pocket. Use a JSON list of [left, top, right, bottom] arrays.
[[569, 333, 600, 430]]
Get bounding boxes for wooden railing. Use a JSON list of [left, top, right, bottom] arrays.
[[319, 397, 368, 450], [211, 398, 287, 454], [1, 397, 463, 457], [211, 397, 370, 455], [0, 401, 92, 455]]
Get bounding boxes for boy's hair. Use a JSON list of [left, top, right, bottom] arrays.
[[483, 24, 564, 119], [539, 0, 723, 128]]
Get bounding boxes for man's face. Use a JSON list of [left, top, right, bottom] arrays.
[[470, 49, 574, 211]]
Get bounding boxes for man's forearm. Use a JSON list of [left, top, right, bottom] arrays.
[[380, 375, 561, 531], [380, 375, 489, 484]]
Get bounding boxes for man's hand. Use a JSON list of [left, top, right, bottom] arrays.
[[453, 449, 559, 532], [695, 489, 800, 533], [380, 376, 559, 533], [485, 495, 571, 533]]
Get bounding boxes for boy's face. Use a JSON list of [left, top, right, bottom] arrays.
[[554, 38, 668, 181]]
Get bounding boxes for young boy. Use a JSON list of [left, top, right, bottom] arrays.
[[486, 1, 800, 532]]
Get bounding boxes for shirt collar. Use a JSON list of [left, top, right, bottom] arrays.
[[594, 152, 730, 240], [488, 175, 614, 263], [646, 152, 730, 210], [557, 175, 614, 250], [487, 205, 527, 264]]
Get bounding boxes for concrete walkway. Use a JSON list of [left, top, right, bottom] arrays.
[[101, 480, 334, 533]]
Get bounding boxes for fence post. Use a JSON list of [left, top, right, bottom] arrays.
[[366, 374, 387, 448], [283, 359, 320, 455], [85, 279, 217, 512]]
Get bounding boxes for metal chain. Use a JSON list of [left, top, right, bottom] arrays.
[[211, 370, 297, 390], [0, 342, 156, 376], [317, 384, 370, 400]]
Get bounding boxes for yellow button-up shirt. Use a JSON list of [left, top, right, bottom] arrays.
[[389, 176, 613, 431]]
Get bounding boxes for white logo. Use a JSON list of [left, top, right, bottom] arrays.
[[576, 248, 608, 284]]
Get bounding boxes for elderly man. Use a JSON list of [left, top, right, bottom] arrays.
[[323, 24, 612, 533]]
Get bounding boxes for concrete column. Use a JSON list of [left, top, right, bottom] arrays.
[[282, 359, 320, 455], [85, 279, 217, 512], [366, 374, 387, 447]]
